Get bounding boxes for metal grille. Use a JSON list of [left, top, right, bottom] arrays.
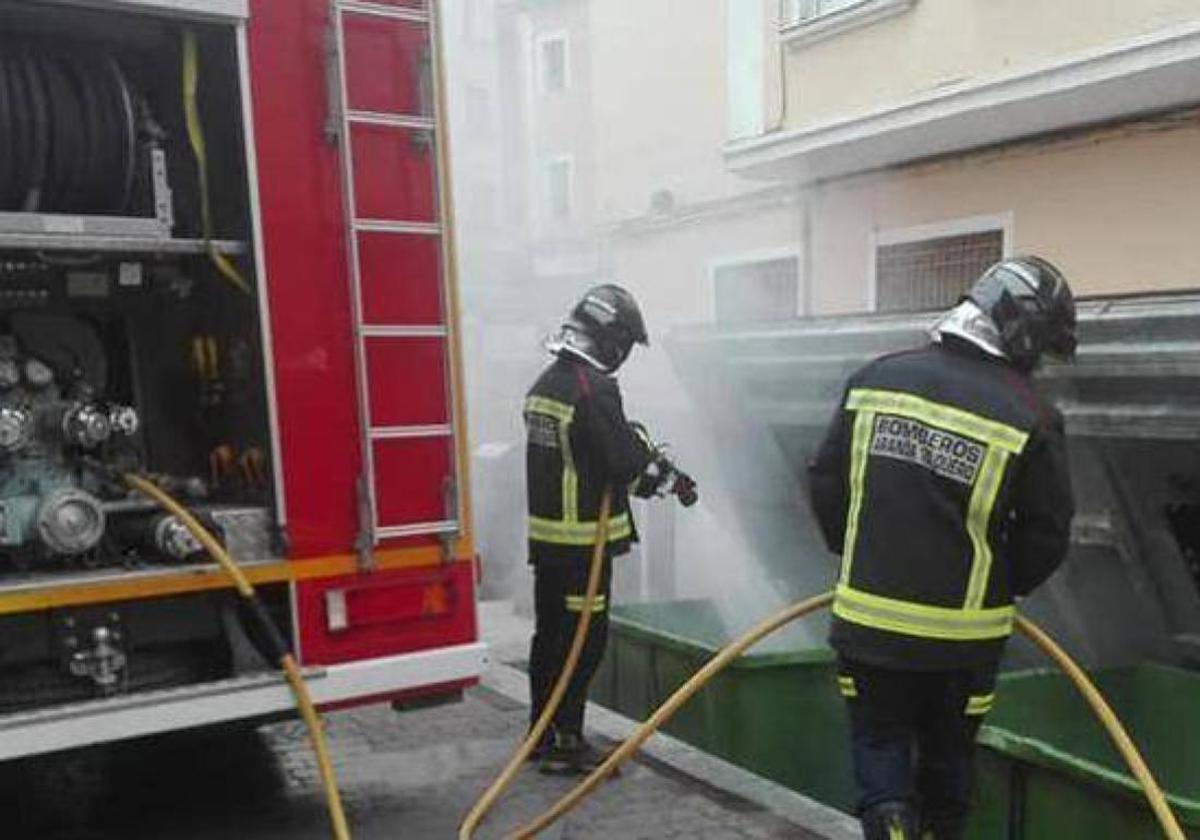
[[875, 230, 1003, 313]]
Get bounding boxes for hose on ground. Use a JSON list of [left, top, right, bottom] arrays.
[[123, 473, 351, 840], [458, 490, 613, 840], [511, 592, 1185, 840]]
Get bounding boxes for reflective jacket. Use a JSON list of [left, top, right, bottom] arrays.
[[809, 340, 1074, 670], [525, 355, 652, 564]]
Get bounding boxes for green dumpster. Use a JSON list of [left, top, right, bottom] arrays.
[[970, 664, 1200, 839], [589, 598, 857, 812], [592, 600, 1200, 838]]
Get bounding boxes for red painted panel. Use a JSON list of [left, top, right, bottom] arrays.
[[359, 232, 444, 326], [373, 436, 451, 527], [249, 0, 362, 556], [352, 125, 439, 222], [366, 337, 448, 427], [344, 14, 432, 117], [296, 563, 477, 665]]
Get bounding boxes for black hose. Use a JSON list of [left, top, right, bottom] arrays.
[[0, 37, 142, 215], [105, 53, 138, 214], [62, 50, 103, 212], [18, 44, 50, 212], [6, 50, 33, 212], [0, 48, 14, 210]]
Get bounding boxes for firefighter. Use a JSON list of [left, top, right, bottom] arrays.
[[808, 256, 1077, 840], [524, 283, 686, 774]]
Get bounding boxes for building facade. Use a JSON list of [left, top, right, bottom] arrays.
[[728, 0, 1200, 312]]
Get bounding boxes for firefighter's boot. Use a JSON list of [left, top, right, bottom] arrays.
[[861, 800, 917, 840], [537, 731, 606, 776], [526, 726, 556, 763]]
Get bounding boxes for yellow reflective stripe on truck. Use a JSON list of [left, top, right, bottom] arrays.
[[846, 389, 1029, 454], [528, 514, 632, 546], [833, 584, 1015, 641]]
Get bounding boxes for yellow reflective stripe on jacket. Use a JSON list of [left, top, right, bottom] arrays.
[[528, 513, 633, 545], [565, 594, 607, 613], [839, 410, 876, 586], [561, 428, 579, 523], [524, 396, 574, 423], [965, 693, 995, 716], [846, 389, 1029, 454], [964, 448, 1011, 609], [524, 396, 580, 522], [833, 584, 1015, 641], [836, 675, 858, 698]]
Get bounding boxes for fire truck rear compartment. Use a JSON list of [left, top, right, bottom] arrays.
[[0, 0, 284, 712]]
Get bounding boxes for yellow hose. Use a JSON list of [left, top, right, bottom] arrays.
[[123, 473, 351, 840], [1014, 615, 1185, 840], [458, 490, 613, 840], [509, 590, 833, 838], [512, 592, 1185, 840]]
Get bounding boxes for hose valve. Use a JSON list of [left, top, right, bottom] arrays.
[[63, 404, 112, 448], [0, 406, 33, 454], [109, 405, 140, 437]]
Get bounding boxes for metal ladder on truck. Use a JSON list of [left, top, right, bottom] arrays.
[[328, 0, 463, 565]]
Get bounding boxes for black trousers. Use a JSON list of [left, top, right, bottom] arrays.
[[838, 657, 997, 840], [528, 556, 613, 736]]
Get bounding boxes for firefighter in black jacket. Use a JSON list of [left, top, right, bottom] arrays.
[[808, 257, 1077, 840], [525, 284, 696, 774]]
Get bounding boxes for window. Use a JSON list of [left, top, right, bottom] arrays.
[[780, 0, 915, 45], [874, 230, 1003, 313], [712, 254, 800, 324], [537, 33, 569, 93], [783, 0, 863, 23], [544, 156, 573, 223]]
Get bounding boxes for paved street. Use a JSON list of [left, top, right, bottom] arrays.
[[0, 603, 858, 839]]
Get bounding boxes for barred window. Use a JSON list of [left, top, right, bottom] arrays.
[[875, 230, 1003, 313]]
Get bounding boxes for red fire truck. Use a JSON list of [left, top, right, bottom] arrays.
[[0, 0, 484, 760]]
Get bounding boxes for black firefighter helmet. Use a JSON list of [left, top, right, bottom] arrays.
[[558, 284, 648, 373], [968, 255, 1077, 373]]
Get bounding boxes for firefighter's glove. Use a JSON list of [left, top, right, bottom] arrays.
[[632, 455, 673, 499]]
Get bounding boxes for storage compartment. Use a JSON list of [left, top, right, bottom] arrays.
[[0, 0, 284, 713]]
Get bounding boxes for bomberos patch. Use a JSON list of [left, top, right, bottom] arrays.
[[870, 414, 983, 485]]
